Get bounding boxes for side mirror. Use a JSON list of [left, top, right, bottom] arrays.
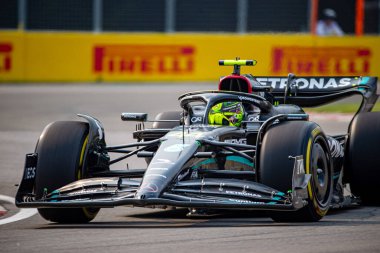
[[121, 113, 148, 122]]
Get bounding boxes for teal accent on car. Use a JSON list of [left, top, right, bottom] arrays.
[[359, 77, 370, 85], [226, 156, 254, 167]]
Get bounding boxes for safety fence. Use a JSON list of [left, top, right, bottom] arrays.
[[1, 0, 309, 33], [2, 0, 379, 34]]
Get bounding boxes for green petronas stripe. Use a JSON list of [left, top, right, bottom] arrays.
[[192, 156, 254, 170], [226, 156, 254, 167]]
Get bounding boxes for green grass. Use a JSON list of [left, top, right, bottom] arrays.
[[305, 103, 380, 114]]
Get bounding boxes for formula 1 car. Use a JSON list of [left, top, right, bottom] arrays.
[[16, 59, 380, 223]]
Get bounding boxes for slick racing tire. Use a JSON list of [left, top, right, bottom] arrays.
[[35, 121, 99, 223], [345, 112, 380, 205], [152, 111, 182, 129], [259, 121, 333, 222]]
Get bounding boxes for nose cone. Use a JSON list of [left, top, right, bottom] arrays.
[[135, 182, 160, 199], [135, 140, 199, 199], [135, 179, 165, 199]]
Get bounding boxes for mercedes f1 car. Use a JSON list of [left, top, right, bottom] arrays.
[[16, 59, 380, 223]]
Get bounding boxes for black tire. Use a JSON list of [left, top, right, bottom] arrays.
[[35, 121, 99, 223], [259, 121, 333, 222], [152, 111, 182, 129], [345, 112, 380, 205]]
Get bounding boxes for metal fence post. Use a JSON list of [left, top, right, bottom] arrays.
[[165, 0, 176, 33], [93, 0, 102, 32], [378, 0, 380, 33], [18, 0, 27, 30], [237, 0, 247, 33]]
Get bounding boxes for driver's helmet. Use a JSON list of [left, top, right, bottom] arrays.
[[208, 101, 244, 127]]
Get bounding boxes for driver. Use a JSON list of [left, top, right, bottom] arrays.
[[208, 101, 244, 127]]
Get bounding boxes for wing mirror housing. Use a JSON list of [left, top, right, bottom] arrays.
[[121, 113, 148, 122]]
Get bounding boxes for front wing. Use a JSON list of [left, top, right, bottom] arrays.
[[16, 154, 311, 211]]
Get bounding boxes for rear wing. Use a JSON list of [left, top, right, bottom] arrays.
[[219, 74, 378, 113], [254, 76, 378, 113], [217, 59, 378, 114]]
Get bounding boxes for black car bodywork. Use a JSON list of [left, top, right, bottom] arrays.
[[15, 60, 379, 222]]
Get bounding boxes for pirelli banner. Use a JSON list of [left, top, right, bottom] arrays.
[[0, 31, 380, 82]]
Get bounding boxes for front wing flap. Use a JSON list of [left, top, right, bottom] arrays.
[[16, 154, 310, 211]]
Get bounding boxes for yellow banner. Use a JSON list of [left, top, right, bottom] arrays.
[[1, 31, 379, 82]]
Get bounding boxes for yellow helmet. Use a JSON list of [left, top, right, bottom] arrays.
[[208, 102, 244, 127]]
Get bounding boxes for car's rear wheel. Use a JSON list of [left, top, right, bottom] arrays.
[[259, 121, 333, 222], [35, 121, 99, 223], [143, 111, 182, 163], [152, 111, 182, 129], [345, 112, 380, 205]]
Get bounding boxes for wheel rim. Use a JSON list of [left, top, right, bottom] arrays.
[[311, 140, 331, 206]]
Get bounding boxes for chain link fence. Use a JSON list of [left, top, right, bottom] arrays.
[[0, 0, 379, 33]]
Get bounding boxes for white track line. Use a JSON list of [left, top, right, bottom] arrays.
[[0, 194, 37, 225]]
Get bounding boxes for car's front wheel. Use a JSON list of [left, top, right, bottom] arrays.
[[259, 121, 333, 222], [35, 121, 100, 223]]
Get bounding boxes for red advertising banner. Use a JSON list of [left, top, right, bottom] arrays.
[[0, 43, 12, 73], [272, 46, 371, 76], [93, 45, 195, 75]]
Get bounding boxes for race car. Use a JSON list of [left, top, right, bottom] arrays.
[[16, 59, 380, 223]]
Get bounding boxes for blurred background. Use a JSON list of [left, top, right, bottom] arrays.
[[1, 0, 380, 34], [0, 0, 380, 82]]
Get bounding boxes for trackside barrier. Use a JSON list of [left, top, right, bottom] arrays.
[[0, 31, 379, 82]]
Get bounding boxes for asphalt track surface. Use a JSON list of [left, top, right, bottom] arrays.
[[1, 83, 380, 253]]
